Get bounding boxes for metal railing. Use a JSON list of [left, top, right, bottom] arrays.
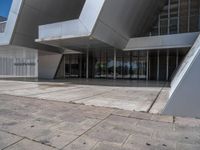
[[0, 21, 6, 33]]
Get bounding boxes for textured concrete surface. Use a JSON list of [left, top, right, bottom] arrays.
[[0, 94, 200, 150], [0, 79, 168, 113]]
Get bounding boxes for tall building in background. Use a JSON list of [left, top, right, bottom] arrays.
[[0, 0, 200, 118]]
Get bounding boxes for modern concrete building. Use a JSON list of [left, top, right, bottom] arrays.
[[0, 0, 200, 118]]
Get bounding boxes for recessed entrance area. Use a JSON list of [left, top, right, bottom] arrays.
[[56, 48, 189, 81]]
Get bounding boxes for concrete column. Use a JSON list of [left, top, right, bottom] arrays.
[[168, 0, 171, 34], [146, 50, 149, 81], [166, 50, 169, 80], [114, 49, 117, 80], [158, 15, 161, 35], [177, 0, 181, 33], [188, 0, 191, 32], [86, 48, 89, 79], [176, 49, 179, 68], [63, 55, 65, 78], [157, 50, 160, 81]]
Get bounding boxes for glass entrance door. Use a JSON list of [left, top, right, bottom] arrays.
[[65, 54, 82, 78], [138, 51, 147, 80]]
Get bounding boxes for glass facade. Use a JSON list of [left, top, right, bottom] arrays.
[[150, 0, 200, 36], [56, 48, 189, 81]]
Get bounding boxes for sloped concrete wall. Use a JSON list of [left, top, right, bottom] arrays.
[[163, 34, 200, 118], [38, 53, 62, 79]]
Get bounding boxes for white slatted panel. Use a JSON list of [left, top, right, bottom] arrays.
[[0, 48, 38, 78]]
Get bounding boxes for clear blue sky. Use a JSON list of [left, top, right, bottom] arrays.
[[0, 0, 13, 18]]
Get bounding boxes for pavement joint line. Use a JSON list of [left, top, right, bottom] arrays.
[[0, 129, 58, 149], [147, 82, 167, 113], [121, 134, 131, 147], [71, 88, 115, 103], [0, 86, 39, 92], [90, 141, 100, 150], [1, 86, 83, 97], [111, 113, 174, 124], [60, 114, 113, 150], [1, 137, 25, 150], [0, 94, 87, 108], [23, 86, 84, 97]]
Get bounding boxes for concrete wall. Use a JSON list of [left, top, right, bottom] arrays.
[[0, 46, 38, 78], [125, 32, 199, 50], [92, 0, 163, 49], [37, 0, 164, 50], [38, 53, 62, 79], [163, 34, 200, 118]]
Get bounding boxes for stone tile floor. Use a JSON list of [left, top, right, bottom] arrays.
[[0, 94, 200, 150], [0, 79, 169, 113]]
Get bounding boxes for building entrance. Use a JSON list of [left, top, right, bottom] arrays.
[[55, 48, 189, 81]]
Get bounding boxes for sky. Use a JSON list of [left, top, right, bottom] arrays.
[[0, 0, 13, 18]]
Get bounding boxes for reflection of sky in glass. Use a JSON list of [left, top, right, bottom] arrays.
[[0, 0, 13, 18]]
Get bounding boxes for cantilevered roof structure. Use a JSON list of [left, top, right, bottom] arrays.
[[0, 0, 86, 53], [36, 0, 165, 50]]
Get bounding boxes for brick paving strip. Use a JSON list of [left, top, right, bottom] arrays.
[[0, 94, 200, 150]]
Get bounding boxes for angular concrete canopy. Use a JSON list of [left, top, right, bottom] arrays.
[[0, 0, 85, 53], [125, 32, 200, 50], [36, 0, 165, 50]]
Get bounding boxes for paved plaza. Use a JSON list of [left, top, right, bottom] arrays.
[[0, 94, 200, 150], [0, 79, 169, 113]]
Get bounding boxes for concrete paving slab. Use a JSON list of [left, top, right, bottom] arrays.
[[53, 117, 100, 136], [0, 94, 199, 150], [124, 134, 176, 150], [29, 86, 112, 103], [0, 79, 167, 112], [34, 130, 78, 149], [0, 131, 22, 149], [63, 135, 98, 150], [4, 139, 56, 150]]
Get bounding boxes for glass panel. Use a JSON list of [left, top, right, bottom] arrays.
[[116, 51, 123, 79], [160, 19, 168, 35], [100, 50, 107, 78], [107, 50, 114, 79], [170, 0, 179, 34], [168, 50, 177, 80], [180, 0, 189, 33], [138, 51, 147, 79], [131, 51, 139, 79], [64, 54, 81, 78], [190, 0, 200, 32], [123, 52, 131, 79], [70, 55, 80, 77], [159, 51, 167, 81], [65, 55, 70, 77], [149, 51, 158, 80], [93, 50, 101, 78]]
